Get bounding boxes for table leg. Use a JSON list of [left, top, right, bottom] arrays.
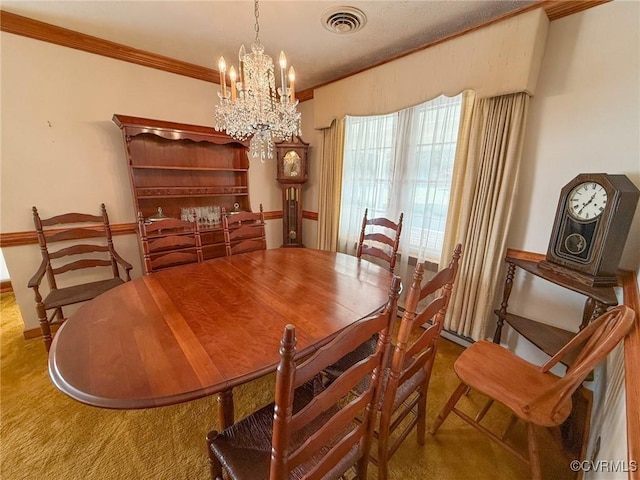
[[217, 389, 234, 430]]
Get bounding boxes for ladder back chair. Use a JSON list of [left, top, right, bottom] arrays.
[[222, 204, 266, 256], [323, 244, 462, 384], [356, 208, 403, 273], [430, 304, 635, 480], [375, 243, 462, 480], [137, 212, 203, 274], [206, 276, 402, 480], [28, 204, 132, 352]]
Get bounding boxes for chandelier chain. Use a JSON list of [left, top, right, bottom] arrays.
[[254, 0, 260, 44]]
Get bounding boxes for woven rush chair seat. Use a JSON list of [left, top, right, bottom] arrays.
[[209, 381, 352, 480]]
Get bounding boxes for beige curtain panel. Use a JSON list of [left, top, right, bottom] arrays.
[[316, 118, 346, 251], [442, 91, 530, 341]]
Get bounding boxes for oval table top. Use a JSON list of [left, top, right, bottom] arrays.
[[48, 248, 395, 409]]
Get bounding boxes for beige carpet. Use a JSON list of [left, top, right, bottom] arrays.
[[0, 292, 572, 479]]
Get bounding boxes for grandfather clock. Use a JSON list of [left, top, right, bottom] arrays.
[[275, 136, 309, 247]]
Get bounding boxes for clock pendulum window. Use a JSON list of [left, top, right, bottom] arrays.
[[275, 136, 309, 248]]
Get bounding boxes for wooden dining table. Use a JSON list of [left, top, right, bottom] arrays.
[[48, 248, 396, 429]]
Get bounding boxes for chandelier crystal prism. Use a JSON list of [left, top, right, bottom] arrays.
[[214, 0, 302, 162]]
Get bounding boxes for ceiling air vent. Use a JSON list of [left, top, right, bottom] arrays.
[[321, 6, 367, 34]]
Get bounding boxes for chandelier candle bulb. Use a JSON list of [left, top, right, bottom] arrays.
[[218, 57, 227, 97], [279, 51, 287, 96], [239, 45, 246, 87], [288, 66, 295, 103]]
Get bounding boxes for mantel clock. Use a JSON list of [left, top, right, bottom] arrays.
[[540, 173, 639, 287], [275, 136, 309, 247]]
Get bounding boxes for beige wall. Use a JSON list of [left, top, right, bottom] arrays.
[[0, 32, 283, 330], [297, 99, 321, 249]]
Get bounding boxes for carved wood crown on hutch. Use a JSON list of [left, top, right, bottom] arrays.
[[112, 114, 249, 145]]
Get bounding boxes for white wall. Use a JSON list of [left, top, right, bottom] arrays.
[[504, 2, 639, 472], [0, 33, 283, 331]]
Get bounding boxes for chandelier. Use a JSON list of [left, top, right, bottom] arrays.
[[214, 0, 302, 162]]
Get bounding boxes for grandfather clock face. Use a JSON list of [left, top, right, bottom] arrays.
[[544, 173, 639, 286], [276, 137, 308, 184], [282, 151, 302, 179]]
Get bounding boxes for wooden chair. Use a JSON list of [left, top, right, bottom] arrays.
[[356, 208, 403, 273], [222, 204, 266, 256], [430, 304, 636, 480], [137, 212, 203, 274], [374, 243, 462, 479], [206, 276, 402, 480], [28, 204, 132, 352]]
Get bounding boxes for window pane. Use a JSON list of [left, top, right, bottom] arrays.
[[339, 95, 462, 264]]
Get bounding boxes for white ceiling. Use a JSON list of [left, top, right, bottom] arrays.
[[1, 1, 538, 91]]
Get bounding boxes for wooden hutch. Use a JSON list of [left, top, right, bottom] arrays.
[[113, 114, 250, 260]]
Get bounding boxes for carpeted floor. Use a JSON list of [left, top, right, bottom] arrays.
[[0, 292, 573, 479]]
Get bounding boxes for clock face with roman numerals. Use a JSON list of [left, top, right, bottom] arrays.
[[568, 181, 608, 221]]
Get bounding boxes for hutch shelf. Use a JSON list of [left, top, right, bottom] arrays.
[[113, 114, 250, 260]]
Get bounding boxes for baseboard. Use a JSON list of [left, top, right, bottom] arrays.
[[0, 280, 13, 293], [23, 323, 60, 340], [441, 329, 473, 348]]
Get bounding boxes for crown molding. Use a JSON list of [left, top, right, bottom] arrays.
[[541, 0, 611, 21], [0, 1, 611, 106], [0, 10, 218, 83]]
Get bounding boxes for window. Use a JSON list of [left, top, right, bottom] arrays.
[[338, 94, 462, 266]]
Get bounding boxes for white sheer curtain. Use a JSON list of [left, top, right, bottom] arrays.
[[337, 112, 398, 256], [338, 94, 463, 289]]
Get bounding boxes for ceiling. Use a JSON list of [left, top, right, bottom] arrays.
[[0, 1, 568, 92]]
